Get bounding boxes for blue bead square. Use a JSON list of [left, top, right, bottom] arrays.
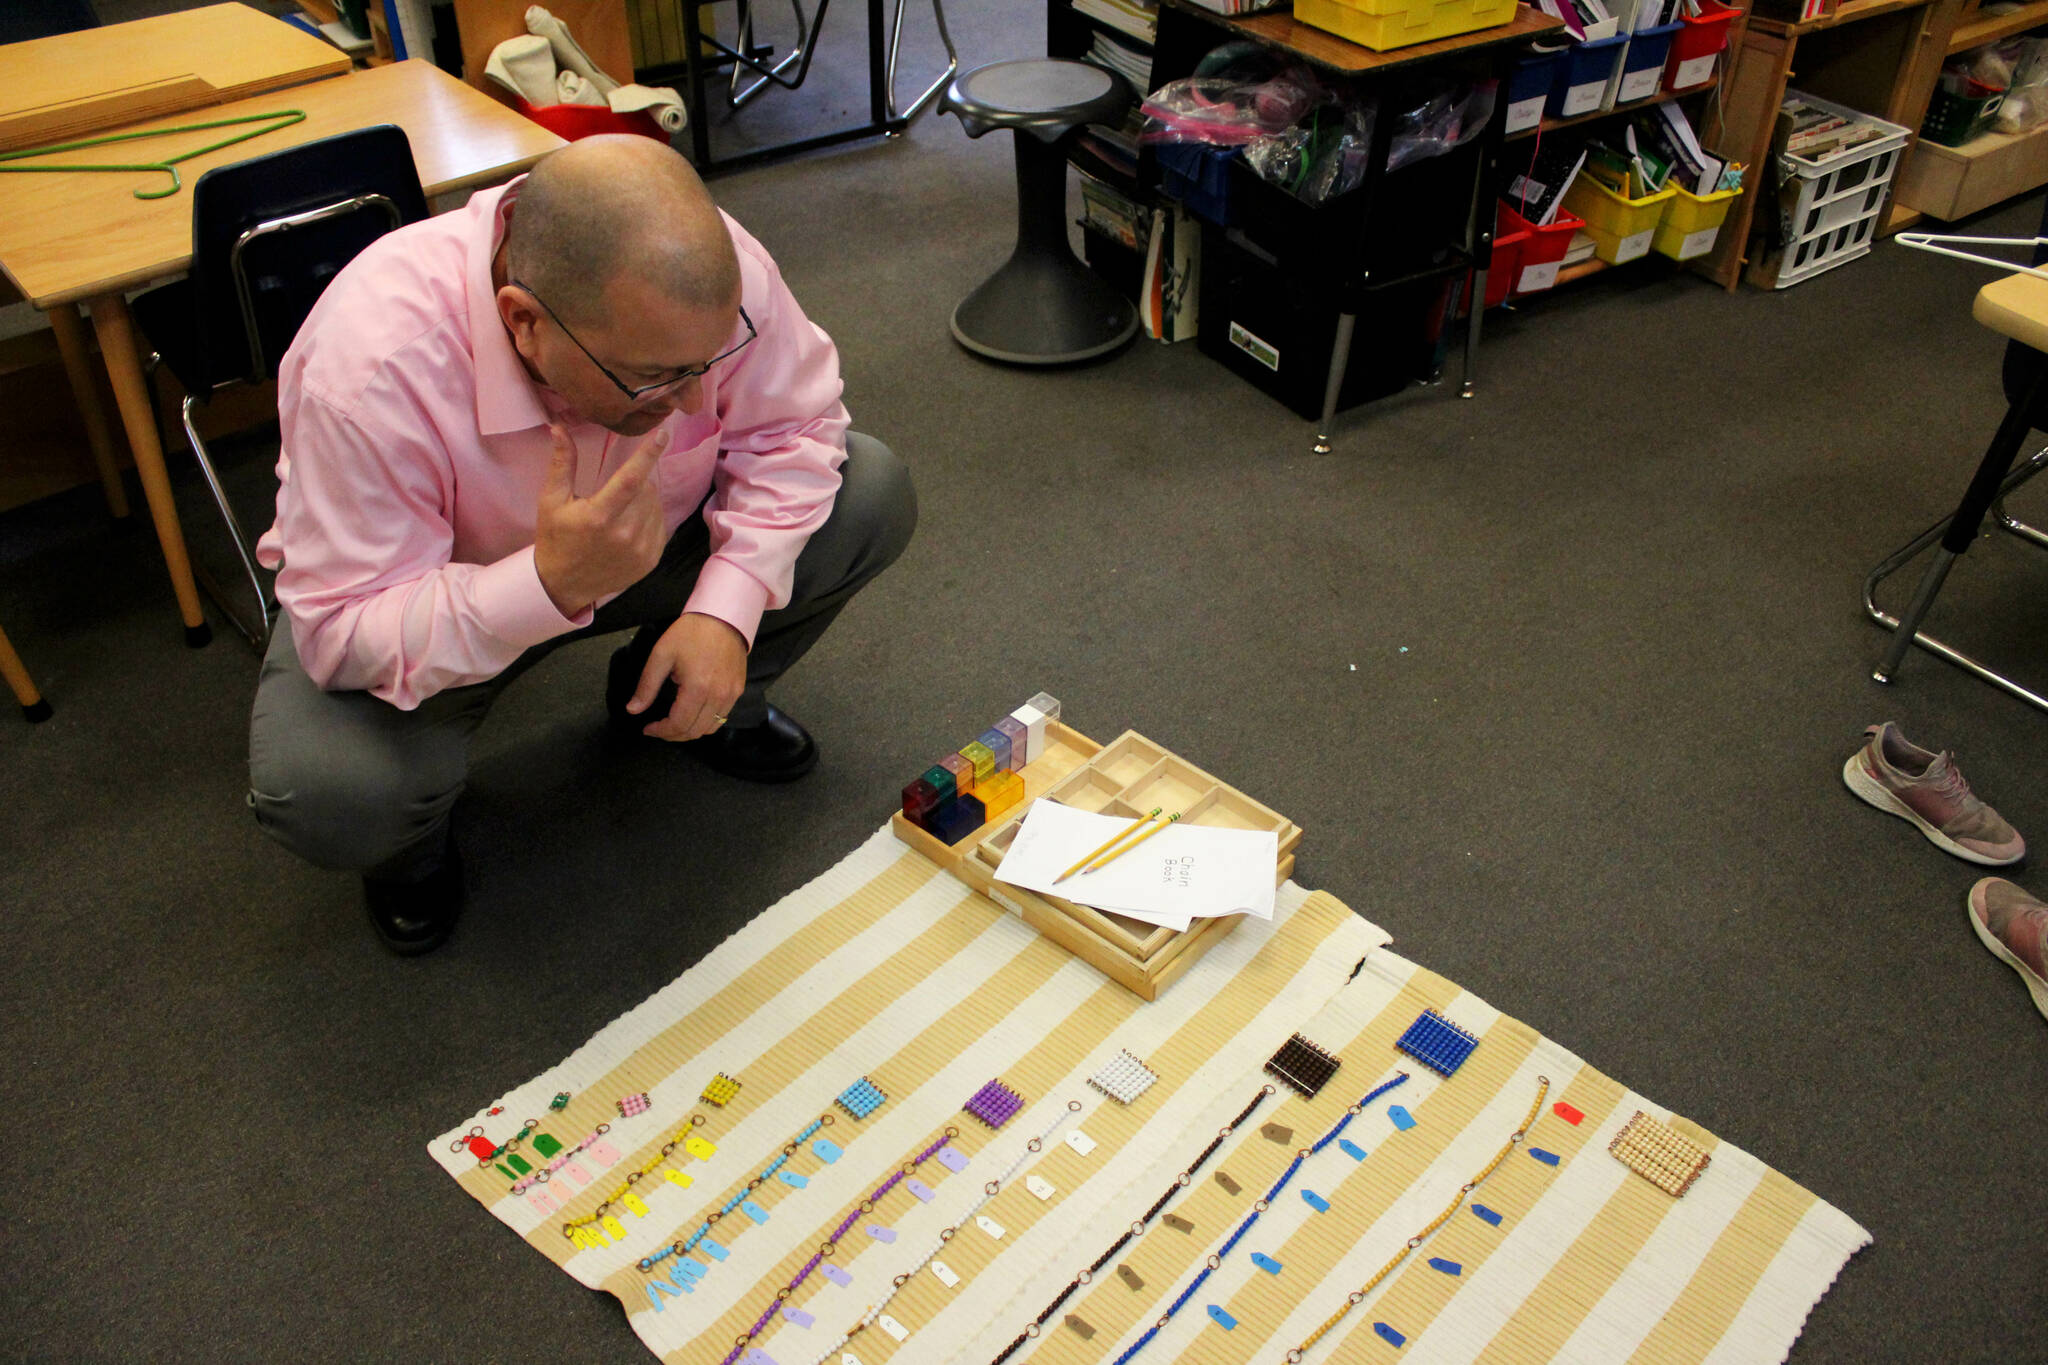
[[1395, 1008, 1480, 1077], [836, 1077, 887, 1120]]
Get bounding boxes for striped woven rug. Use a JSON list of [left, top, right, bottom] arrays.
[[429, 826, 1867, 1364]]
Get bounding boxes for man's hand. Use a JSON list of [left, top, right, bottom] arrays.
[[534, 423, 669, 617], [628, 612, 749, 741]]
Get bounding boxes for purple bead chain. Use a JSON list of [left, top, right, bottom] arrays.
[[719, 1132, 956, 1365]]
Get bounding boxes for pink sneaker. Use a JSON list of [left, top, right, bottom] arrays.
[[1842, 722, 2025, 866], [1968, 879, 2048, 1024]]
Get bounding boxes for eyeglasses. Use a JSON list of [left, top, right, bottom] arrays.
[[513, 277, 756, 402]]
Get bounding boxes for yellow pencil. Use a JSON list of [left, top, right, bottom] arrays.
[[1077, 812, 1181, 877], [1052, 807, 1163, 885]]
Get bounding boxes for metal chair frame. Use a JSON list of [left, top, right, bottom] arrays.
[[180, 192, 405, 648]]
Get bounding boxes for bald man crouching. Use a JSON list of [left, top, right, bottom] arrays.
[[247, 136, 916, 954]]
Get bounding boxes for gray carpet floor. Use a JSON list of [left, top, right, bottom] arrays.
[[4, 1, 2046, 1360]]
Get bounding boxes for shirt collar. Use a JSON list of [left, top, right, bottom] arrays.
[[467, 177, 553, 437]]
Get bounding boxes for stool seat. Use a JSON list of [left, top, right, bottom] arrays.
[[942, 59, 1129, 141], [941, 59, 1137, 365]]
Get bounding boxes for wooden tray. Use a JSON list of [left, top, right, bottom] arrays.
[[891, 724, 1302, 999]]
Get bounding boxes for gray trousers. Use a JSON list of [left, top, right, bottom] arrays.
[[248, 433, 914, 881]]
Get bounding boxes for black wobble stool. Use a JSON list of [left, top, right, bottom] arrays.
[[941, 60, 1136, 364]]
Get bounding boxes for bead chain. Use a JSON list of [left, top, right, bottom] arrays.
[[629, 1115, 835, 1265], [562, 1113, 722, 1229], [510, 1123, 616, 1195], [984, 1085, 1278, 1365], [1285, 1075, 1551, 1363], [717, 1128, 961, 1365], [1105, 1073, 1412, 1365], [808, 1099, 1088, 1365]]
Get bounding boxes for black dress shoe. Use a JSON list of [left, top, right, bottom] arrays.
[[681, 705, 819, 783], [363, 845, 464, 956]]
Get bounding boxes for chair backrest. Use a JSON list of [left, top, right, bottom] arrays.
[[2002, 192, 2048, 419], [187, 125, 430, 385], [0, 0, 98, 43]]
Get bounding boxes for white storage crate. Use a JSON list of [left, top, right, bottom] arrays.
[[1759, 90, 1910, 289]]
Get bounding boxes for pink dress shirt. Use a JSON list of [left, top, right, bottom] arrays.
[[256, 178, 850, 710]]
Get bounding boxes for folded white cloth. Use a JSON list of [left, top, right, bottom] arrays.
[[556, 70, 607, 106], [526, 4, 617, 96], [607, 82, 688, 133], [483, 33, 558, 106]]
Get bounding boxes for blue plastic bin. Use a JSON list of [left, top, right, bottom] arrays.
[[1504, 47, 1565, 133], [1614, 22, 1682, 105], [1155, 143, 1240, 226], [1548, 33, 1627, 118]]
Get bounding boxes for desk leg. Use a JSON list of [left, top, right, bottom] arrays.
[[88, 294, 212, 647], [1312, 311, 1357, 456], [48, 303, 131, 520], [0, 620, 52, 722]]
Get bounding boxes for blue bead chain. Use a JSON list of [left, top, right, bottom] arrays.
[[644, 1117, 827, 1269], [1108, 1073, 1410, 1365]]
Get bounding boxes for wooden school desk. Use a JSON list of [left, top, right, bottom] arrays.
[[0, 2, 351, 529], [0, 60, 563, 643]]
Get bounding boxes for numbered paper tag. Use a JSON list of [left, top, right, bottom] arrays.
[[975, 1215, 1006, 1240], [684, 1135, 718, 1161], [932, 1260, 961, 1288], [906, 1179, 935, 1203], [935, 1148, 969, 1174], [1025, 1175, 1056, 1201], [1064, 1130, 1097, 1156], [878, 1314, 909, 1342]]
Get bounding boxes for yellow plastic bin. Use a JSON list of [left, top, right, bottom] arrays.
[[1562, 176, 1676, 264], [1296, 0, 1516, 52], [1652, 182, 1741, 261]]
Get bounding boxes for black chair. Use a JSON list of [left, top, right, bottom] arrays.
[[1866, 194, 2048, 711], [133, 126, 429, 648], [0, 0, 98, 43]]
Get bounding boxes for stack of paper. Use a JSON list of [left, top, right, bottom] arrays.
[[991, 802, 1278, 932]]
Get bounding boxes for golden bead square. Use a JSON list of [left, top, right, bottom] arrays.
[[1608, 1110, 1711, 1197]]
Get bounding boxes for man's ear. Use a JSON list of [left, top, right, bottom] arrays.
[[497, 284, 542, 359]]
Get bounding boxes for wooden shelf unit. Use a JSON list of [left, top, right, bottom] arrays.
[[1949, 0, 2048, 50]]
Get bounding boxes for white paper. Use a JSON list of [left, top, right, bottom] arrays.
[[991, 801, 1278, 929]]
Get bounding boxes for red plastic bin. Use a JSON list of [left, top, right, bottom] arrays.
[[1476, 204, 1530, 309], [1500, 201, 1583, 295], [511, 97, 667, 143], [1664, 0, 1737, 91]]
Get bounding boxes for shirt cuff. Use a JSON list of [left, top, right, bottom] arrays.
[[481, 544, 590, 647], [685, 555, 772, 648]]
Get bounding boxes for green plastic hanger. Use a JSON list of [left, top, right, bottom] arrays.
[[0, 109, 307, 200]]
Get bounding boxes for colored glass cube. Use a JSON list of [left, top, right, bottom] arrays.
[[913, 794, 955, 835], [941, 752, 975, 796], [1264, 1034, 1341, 1099], [977, 727, 1012, 773], [979, 770, 1024, 821], [1010, 704, 1047, 763], [932, 794, 986, 844], [1396, 1008, 1479, 1077], [1025, 692, 1060, 723], [961, 741, 996, 783], [903, 777, 940, 819], [995, 717, 1028, 769], [836, 1077, 887, 1120], [964, 1078, 1025, 1129], [921, 764, 956, 805]]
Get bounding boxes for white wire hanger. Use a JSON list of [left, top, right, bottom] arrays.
[[1896, 232, 2048, 279]]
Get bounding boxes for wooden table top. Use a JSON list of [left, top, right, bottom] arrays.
[[0, 59, 565, 308], [1158, 0, 1563, 74], [0, 4, 352, 152], [1975, 270, 2048, 354]]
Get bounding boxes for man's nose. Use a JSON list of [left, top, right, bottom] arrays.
[[653, 376, 703, 417]]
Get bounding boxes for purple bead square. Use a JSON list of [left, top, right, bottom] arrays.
[[965, 1079, 1024, 1129]]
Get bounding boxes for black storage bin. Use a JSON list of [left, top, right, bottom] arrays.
[[1081, 225, 1146, 305], [1220, 139, 1482, 278], [1196, 223, 1460, 420]]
